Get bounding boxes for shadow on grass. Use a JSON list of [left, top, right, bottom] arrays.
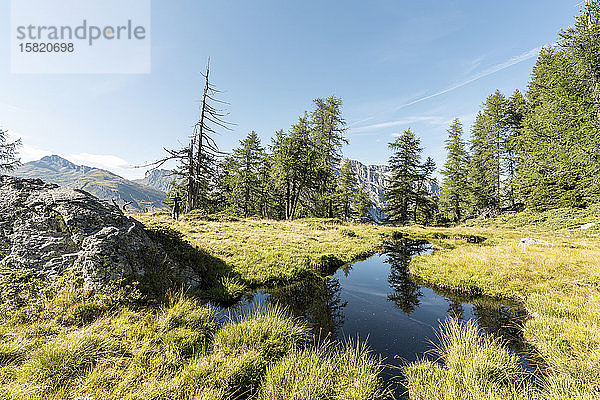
[[144, 224, 246, 305]]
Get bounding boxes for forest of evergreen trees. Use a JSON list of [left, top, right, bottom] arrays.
[[167, 95, 372, 222], [387, 1, 600, 225], [166, 2, 600, 226]]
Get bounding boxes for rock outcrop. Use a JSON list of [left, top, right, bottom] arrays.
[[346, 160, 440, 223], [0, 175, 200, 292], [519, 238, 552, 247]]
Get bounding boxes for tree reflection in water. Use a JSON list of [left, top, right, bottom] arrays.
[[224, 237, 535, 373], [264, 276, 347, 340], [384, 239, 431, 315], [382, 238, 533, 367], [446, 299, 465, 320]]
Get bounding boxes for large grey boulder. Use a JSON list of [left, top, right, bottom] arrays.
[[0, 175, 200, 292]]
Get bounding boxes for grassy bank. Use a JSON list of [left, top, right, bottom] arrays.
[[135, 212, 396, 300], [0, 269, 390, 399], [400, 208, 600, 399], [405, 318, 535, 400], [0, 215, 397, 399]]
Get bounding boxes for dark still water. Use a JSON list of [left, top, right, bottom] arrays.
[[219, 239, 532, 396]]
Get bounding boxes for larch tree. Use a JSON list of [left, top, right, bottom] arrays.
[[353, 182, 373, 223], [439, 118, 469, 223], [468, 90, 507, 217], [150, 59, 231, 213], [227, 131, 265, 217], [517, 2, 600, 209], [335, 159, 356, 222], [413, 156, 436, 225], [310, 96, 347, 217], [256, 152, 274, 218], [504, 89, 526, 209], [384, 129, 422, 225], [271, 115, 315, 220], [0, 128, 21, 172]]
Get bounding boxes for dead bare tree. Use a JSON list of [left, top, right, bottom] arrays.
[[145, 58, 232, 213]]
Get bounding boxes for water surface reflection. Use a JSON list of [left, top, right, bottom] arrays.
[[222, 238, 533, 396]]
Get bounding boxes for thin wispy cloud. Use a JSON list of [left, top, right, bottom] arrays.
[[0, 103, 25, 113], [348, 45, 547, 136], [462, 55, 486, 77], [395, 45, 545, 111], [351, 115, 451, 134], [67, 152, 145, 179], [348, 115, 376, 128]]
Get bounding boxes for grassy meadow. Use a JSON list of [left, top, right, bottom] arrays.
[[401, 207, 600, 399], [2, 207, 600, 399], [0, 213, 397, 400], [136, 209, 600, 399], [136, 211, 397, 300], [0, 272, 390, 400]]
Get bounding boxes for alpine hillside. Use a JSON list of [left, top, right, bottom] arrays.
[[13, 155, 166, 211]]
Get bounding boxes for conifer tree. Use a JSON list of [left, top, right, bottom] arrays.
[[310, 96, 347, 217], [335, 159, 356, 221], [256, 153, 274, 218], [353, 182, 373, 222], [227, 131, 265, 217], [504, 90, 526, 209], [468, 90, 507, 217], [271, 115, 315, 220], [212, 156, 235, 213], [517, 3, 600, 209], [384, 129, 422, 225], [439, 119, 469, 222], [414, 156, 436, 225], [150, 59, 231, 213], [0, 128, 21, 172], [560, 0, 600, 119]]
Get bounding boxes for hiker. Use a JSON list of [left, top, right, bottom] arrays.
[[172, 194, 181, 220]]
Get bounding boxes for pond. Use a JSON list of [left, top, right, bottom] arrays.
[[219, 238, 534, 397]]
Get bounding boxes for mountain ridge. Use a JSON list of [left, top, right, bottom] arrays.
[[12, 156, 438, 219], [12, 155, 166, 211]]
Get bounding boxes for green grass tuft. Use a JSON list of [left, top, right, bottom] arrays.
[[257, 340, 389, 400], [214, 305, 309, 359], [404, 318, 534, 400]]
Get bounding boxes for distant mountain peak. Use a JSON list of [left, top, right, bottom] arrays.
[[344, 159, 439, 223], [40, 154, 66, 162], [12, 156, 166, 211], [38, 155, 93, 174], [40, 154, 76, 167]]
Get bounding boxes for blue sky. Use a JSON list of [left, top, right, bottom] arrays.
[[0, 0, 584, 179]]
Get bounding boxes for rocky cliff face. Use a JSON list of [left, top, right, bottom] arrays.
[[0, 175, 200, 292], [348, 160, 390, 221], [347, 160, 441, 222], [133, 169, 174, 193]]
